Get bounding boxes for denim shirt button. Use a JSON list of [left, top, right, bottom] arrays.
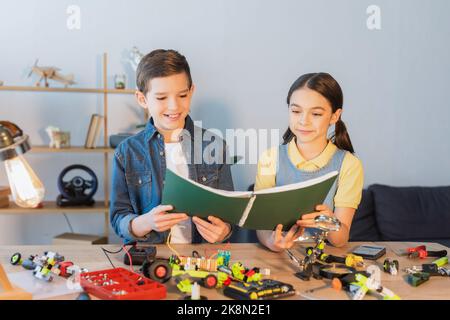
[[202, 176, 207, 182], [160, 151, 164, 156], [138, 178, 142, 185]]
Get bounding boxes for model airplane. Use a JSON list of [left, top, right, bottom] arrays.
[[28, 59, 76, 87]]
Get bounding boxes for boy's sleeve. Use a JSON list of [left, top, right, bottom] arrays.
[[110, 151, 148, 242]]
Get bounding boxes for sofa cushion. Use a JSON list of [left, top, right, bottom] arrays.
[[349, 189, 382, 241], [370, 184, 450, 241]]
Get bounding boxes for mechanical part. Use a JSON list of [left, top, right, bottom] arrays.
[[123, 245, 157, 266], [143, 259, 172, 283], [383, 259, 399, 276], [404, 245, 447, 259]]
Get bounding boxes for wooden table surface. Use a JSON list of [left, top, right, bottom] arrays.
[[1, 241, 449, 300]]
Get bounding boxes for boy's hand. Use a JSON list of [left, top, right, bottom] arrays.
[[192, 216, 231, 243], [296, 204, 334, 229], [267, 224, 304, 252], [132, 205, 188, 236]]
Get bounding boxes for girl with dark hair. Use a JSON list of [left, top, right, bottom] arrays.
[[256, 73, 364, 251]]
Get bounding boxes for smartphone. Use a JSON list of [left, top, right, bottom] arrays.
[[352, 245, 386, 260]]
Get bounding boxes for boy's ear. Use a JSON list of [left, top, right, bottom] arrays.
[[189, 83, 196, 96], [330, 108, 342, 125], [135, 90, 148, 110]]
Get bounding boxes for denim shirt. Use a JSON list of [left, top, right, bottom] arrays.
[[110, 115, 234, 244]]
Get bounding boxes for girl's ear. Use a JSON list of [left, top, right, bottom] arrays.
[[330, 108, 342, 125], [135, 90, 148, 110]]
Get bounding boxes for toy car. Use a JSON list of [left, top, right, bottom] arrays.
[[142, 250, 230, 290], [223, 279, 296, 300]]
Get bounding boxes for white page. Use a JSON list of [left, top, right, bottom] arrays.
[[253, 171, 339, 195]]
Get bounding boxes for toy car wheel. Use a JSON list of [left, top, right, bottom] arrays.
[[10, 252, 21, 265], [143, 259, 172, 283], [202, 274, 218, 289], [394, 260, 399, 270]]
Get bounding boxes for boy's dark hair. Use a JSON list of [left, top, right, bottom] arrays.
[[136, 49, 192, 95], [282, 72, 355, 153]]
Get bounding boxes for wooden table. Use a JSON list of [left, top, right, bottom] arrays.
[[1, 241, 449, 300]]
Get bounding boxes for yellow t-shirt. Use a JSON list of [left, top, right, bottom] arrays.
[[255, 140, 364, 209]]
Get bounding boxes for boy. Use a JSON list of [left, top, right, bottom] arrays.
[[110, 49, 234, 244]]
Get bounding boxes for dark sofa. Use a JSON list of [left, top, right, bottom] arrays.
[[230, 184, 450, 246], [350, 185, 450, 247]]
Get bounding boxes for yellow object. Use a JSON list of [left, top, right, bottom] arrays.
[[432, 256, 448, 267], [255, 140, 363, 209], [345, 254, 365, 268]]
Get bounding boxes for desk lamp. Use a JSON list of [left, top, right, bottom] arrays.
[[0, 121, 45, 208]]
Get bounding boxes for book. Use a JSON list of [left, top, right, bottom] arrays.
[[91, 115, 104, 148], [162, 169, 338, 230], [84, 114, 98, 148], [84, 114, 103, 148]]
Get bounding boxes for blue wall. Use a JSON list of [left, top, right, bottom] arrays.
[[1, 0, 449, 244]]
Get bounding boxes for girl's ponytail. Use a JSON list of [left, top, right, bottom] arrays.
[[282, 128, 295, 144], [333, 119, 354, 153]]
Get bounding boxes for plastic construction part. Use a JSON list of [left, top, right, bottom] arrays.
[[407, 272, 430, 287], [383, 259, 399, 276], [123, 246, 157, 266], [432, 256, 448, 267], [406, 245, 447, 259], [80, 267, 166, 300], [10, 253, 22, 265], [223, 279, 296, 300]]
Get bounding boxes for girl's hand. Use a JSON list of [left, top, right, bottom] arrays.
[[296, 204, 334, 228], [192, 216, 231, 243], [267, 224, 304, 252]]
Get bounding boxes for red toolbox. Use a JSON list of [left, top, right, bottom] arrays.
[[80, 267, 166, 300]]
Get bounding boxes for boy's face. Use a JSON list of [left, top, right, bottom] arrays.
[[136, 72, 194, 138]]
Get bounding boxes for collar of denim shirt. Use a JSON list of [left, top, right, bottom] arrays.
[[144, 115, 196, 143]]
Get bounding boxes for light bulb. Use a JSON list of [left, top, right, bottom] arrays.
[[4, 154, 45, 208]]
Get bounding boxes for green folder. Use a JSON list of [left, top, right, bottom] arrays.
[[162, 169, 338, 231]]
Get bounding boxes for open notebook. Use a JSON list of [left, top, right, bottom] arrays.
[[162, 169, 338, 230]]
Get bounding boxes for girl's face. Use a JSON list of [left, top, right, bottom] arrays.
[[288, 87, 341, 145]]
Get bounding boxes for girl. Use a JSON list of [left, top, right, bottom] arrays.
[[256, 73, 363, 251]]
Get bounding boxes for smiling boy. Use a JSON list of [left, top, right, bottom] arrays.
[[110, 49, 234, 244]]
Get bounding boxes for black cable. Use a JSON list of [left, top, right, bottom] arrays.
[[62, 213, 74, 233], [101, 246, 124, 269]]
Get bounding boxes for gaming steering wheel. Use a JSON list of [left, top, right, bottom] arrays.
[[56, 164, 98, 207]]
